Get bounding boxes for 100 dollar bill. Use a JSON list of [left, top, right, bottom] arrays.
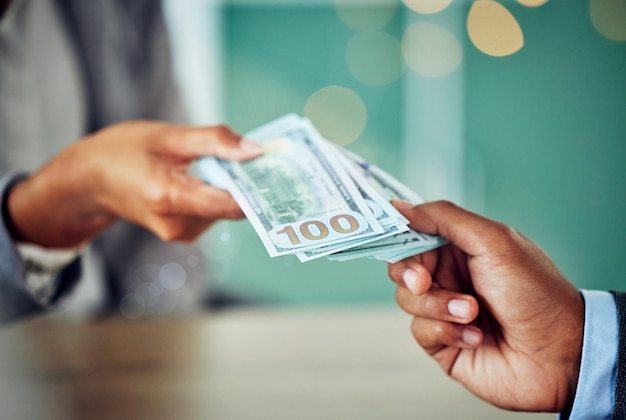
[[198, 115, 383, 257]]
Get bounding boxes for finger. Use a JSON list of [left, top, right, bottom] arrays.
[[148, 176, 245, 221], [180, 184, 244, 220], [145, 183, 243, 242], [154, 215, 214, 243], [387, 260, 432, 295], [162, 125, 263, 161], [411, 316, 483, 351], [391, 200, 511, 258], [396, 286, 479, 324]]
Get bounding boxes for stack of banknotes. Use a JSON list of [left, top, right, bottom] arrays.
[[198, 114, 446, 263]]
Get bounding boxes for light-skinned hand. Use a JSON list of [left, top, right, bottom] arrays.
[[7, 121, 262, 247], [388, 200, 584, 413]]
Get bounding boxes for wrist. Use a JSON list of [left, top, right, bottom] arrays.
[[1, 173, 29, 242], [558, 291, 585, 413], [6, 151, 117, 247]]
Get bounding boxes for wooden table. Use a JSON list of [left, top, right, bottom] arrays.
[[0, 307, 554, 420]]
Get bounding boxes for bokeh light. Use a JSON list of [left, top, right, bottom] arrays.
[[304, 86, 367, 146], [346, 31, 405, 86], [135, 281, 162, 308], [517, 0, 549, 6], [159, 262, 187, 290], [402, 22, 463, 78], [131, 263, 160, 286], [402, 0, 452, 14], [467, 0, 524, 57], [591, 0, 626, 41], [119, 294, 145, 319], [124, 263, 189, 316], [187, 254, 199, 268], [204, 223, 242, 264], [156, 289, 180, 314], [335, 0, 398, 31]]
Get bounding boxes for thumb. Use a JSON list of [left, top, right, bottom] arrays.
[[391, 200, 508, 258], [162, 125, 264, 161]]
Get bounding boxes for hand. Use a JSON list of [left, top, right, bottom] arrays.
[[388, 200, 584, 413], [7, 121, 262, 247]]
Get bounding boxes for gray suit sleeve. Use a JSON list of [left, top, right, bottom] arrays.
[[0, 172, 82, 324], [0, 172, 44, 323]]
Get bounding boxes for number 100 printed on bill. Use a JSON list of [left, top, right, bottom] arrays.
[[270, 212, 369, 249]]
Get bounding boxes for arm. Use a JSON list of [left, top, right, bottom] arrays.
[[1, 122, 262, 323], [7, 122, 261, 247], [0, 173, 47, 322]]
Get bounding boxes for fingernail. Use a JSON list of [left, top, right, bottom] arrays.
[[392, 200, 415, 210], [403, 269, 418, 294], [462, 327, 481, 347], [240, 140, 264, 156], [448, 299, 470, 319]]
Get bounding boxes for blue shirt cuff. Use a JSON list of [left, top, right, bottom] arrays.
[[566, 290, 617, 419]]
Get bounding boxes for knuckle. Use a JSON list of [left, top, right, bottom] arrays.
[[222, 200, 244, 219], [411, 318, 429, 346], [422, 293, 440, 317], [395, 287, 411, 310], [154, 225, 179, 243], [153, 219, 192, 243], [395, 286, 404, 305], [145, 183, 167, 208], [146, 184, 178, 215], [209, 124, 235, 140], [177, 232, 197, 244], [163, 123, 184, 138], [486, 222, 522, 252], [492, 221, 515, 238], [183, 127, 210, 147], [431, 200, 458, 213], [161, 216, 216, 243], [431, 322, 446, 338]]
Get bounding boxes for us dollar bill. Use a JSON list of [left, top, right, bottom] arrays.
[[198, 114, 384, 257], [325, 148, 447, 261], [199, 113, 446, 263]]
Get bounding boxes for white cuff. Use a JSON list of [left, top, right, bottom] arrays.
[[567, 290, 617, 419], [17, 243, 83, 306]]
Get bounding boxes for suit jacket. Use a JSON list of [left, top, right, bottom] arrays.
[[0, 0, 207, 323], [611, 291, 626, 419]]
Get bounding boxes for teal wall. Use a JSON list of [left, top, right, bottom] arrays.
[[463, 0, 626, 291], [203, 0, 626, 304]]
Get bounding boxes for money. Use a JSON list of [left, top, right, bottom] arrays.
[[325, 148, 448, 263], [198, 114, 446, 263]]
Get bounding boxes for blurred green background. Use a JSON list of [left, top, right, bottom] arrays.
[[167, 0, 626, 305]]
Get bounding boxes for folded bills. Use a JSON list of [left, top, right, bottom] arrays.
[[198, 114, 446, 263]]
